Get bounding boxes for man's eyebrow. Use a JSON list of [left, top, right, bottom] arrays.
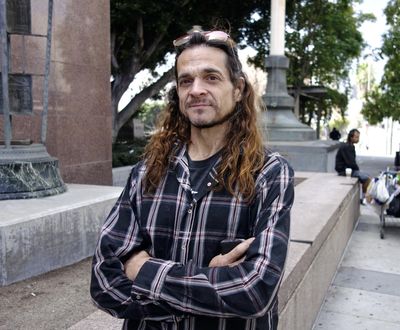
[[203, 67, 223, 75], [177, 73, 191, 81], [177, 67, 224, 80]]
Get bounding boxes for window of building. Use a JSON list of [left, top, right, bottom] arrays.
[[6, 0, 31, 34]]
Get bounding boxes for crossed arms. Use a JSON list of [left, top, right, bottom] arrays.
[[90, 155, 294, 320]]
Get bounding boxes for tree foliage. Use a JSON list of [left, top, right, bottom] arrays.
[[245, 0, 369, 130], [111, 0, 369, 140], [285, 0, 367, 124], [362, 0, 400, 125], [110, 0, 270, 141]]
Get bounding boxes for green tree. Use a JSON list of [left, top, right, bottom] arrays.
[[362, 0, 400, 125], [137, 101, 163, 131], [111, 0, 371, 141], [286, 0, 368, 125], [110, 0, 270, 142], [246, 0, 371, 127]]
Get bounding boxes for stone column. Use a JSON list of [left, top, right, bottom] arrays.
[[262, 0, 315, 141]]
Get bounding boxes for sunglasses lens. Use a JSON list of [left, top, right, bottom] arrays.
[[173, 31, 230, 47], [173, 35, 190, 47], [205, 31, 229, 42]]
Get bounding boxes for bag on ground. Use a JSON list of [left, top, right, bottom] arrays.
[[367, 175, 389, 205]]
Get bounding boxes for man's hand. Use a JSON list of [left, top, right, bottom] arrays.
[[124, 250, 151, 281], [209, 237, 255, 267]]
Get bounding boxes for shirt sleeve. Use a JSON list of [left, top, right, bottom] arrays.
[[90, 165, 183, 320], [131, 156, 294, 318]]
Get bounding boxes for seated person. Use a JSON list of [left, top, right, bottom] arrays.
[[329, 127, 341, 141], [335, 129, 371, 194]]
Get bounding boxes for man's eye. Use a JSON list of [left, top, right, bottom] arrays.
[[207, 75, 219, 81], [179, 79, 192, 86]]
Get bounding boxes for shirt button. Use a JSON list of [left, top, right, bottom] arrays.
[[136, 294, 141, 300], [188, 209, 192, 214], [207, 182, 212, 187]]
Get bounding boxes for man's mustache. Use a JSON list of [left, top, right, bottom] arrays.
[[186, 98, 214, 107]]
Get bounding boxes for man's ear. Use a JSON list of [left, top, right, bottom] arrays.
[[234, 77, 245, 102]]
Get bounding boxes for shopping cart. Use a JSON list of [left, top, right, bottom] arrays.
[[371, 170, 400, 239]]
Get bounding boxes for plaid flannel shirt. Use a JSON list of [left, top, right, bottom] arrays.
[[90, 145, 294, 330]]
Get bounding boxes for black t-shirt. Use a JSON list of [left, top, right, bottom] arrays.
[[186, 151, 221, 197]]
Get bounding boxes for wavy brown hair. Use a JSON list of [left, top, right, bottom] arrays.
[[143, 32, 265, 201]]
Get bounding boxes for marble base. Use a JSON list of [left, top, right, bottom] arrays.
[[0, 144, 66, 200]]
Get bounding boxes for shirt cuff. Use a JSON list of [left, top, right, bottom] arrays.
[[132, 258, 177, 301]]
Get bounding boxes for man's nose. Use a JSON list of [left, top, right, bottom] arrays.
[[189, 78, 207, 97]]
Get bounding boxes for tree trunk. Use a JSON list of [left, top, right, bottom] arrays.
[[112, 67, 174, 142]]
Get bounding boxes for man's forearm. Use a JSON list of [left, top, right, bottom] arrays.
[[125, 237, 254, 281]]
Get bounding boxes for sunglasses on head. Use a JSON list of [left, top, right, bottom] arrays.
[[173, 30, 231, 47]]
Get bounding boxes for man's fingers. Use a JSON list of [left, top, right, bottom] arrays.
[[228, 237, 255, 259], [208, 237, 255, 267], [217, 237, 254, 265], [228, 255, 246, 267]]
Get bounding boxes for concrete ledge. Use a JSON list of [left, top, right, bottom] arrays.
[[0, 184, 122, 286], [278, 172, 359, 329], [112, 166, 133, 187]]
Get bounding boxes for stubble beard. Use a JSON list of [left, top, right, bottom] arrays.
[[189, 106, 239, 129]]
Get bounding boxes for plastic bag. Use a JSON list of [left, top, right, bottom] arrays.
[[366, 179, 377, 200], [376, 177, 389, 203], [367, 175, 389, 205]]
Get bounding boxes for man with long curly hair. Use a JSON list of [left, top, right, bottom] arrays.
[[91, 28, 294, 330]]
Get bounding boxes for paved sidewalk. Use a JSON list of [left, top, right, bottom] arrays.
[[313, 155, 400, 329], [313, 203, 400, 329], [0, 256, 122, 330]]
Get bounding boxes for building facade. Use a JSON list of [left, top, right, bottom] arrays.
[[0, 0, 112, 185]]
